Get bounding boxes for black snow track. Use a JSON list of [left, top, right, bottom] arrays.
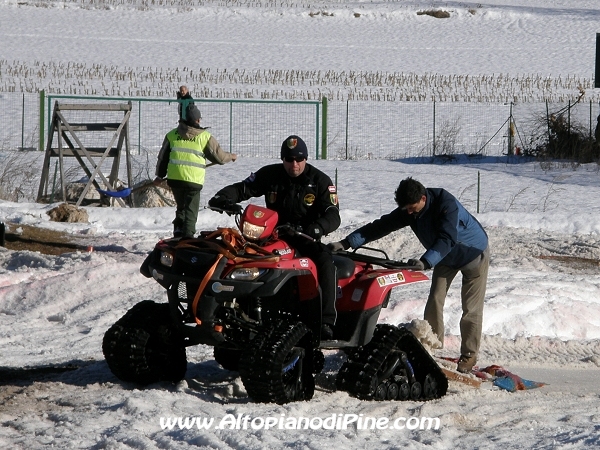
[[336, 324, 448, 401], [102, 300, 187, 385], [239, 321, 315, 404]]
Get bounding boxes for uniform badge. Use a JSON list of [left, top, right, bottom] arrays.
[[330, 194, 338, 205], [328, 185, 337, 193], [304, 193, 315, 206], [287, 138, 298, 149], [267, 191, 277, 204]]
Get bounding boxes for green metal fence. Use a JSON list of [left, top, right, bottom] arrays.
[[1, 91, 598, 161], [40, 93, 322, 159]]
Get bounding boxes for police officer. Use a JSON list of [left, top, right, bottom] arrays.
[[154, 104, 236, 238], [209, 135, 340, 339]]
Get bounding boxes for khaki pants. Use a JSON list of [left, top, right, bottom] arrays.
[[424, 246, 489, 357]]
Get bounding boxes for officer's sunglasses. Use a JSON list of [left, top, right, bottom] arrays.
[[284, 156, 306, 163]]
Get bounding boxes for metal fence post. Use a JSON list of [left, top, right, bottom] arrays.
[[321, 96, 328, 160], [21, 93, 25, 151], [507, 102, 514, 156], [229, 101, 233, 154], [546, 100, 551, 140], [138, 100, 142, 154], [315, 101, 320, 159], [39, 89, 45, 152], [345, 100, 349, 159], [432, 99, 436, 157], [568, 100, 571, 136]]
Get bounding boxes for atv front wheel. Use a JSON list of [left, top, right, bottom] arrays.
[[239, 321, 314, 404], [102, 300, 187, 385]]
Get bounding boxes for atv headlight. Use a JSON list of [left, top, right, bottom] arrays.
[[160, 251, 174, 267], [242, 221, 266, 240], [228, 267, 263, 281]]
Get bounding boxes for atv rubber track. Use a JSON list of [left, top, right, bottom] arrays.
[[336, 324, 448, 401], [238, 321, 315, 404], [102, 301, 187, 385]]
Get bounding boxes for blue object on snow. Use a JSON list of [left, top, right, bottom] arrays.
[[493, 376, 545, 392], [97, 187, 132, 198]]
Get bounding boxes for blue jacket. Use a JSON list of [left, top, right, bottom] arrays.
[[346, 188, 488, 269]]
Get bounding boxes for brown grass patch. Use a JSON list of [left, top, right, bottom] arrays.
[[2, 223, 87, 255], [536, 254, 600, 268]]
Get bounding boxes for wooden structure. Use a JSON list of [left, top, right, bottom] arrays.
[[37, 102, 133, 207]]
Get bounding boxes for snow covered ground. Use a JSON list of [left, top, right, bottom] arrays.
[[1, 1, 600, 449]]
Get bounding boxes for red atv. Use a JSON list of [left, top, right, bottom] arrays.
[[102, 204, 447, 404]]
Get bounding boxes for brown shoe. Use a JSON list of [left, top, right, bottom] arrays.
[[457, 354, 477, 373]]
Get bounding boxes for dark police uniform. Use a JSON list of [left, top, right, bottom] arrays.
[[211, 162, 340, 328]]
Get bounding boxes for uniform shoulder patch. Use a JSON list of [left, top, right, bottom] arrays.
[[244, 172, 256, 183], [328, 185, 337, 193]]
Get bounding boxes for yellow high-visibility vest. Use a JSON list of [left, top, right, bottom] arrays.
[[166, 129, 211, 185]]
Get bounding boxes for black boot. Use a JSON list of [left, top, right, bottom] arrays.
[[321, 323, 334, 340]]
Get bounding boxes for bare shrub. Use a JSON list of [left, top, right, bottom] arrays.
[[538, 177, 565, 212], [521, 91, 599, 164], [0, 151, 40, 202], [505, 187, 528, 212], [433, 117, 462, 157], [522, 111, 599, 163]]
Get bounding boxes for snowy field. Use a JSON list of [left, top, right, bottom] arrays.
[[2, 1, 600, 449]]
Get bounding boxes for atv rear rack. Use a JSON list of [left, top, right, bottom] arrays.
[[335, 247, 420, 270]]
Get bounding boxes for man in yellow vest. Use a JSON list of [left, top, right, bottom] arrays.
[[154, 105, 237, 238]]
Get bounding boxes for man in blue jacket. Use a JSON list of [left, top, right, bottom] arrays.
[[328, 177, 489, 373]]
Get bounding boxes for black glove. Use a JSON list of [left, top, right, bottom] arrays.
[[208, 195, 227, 210], [327, 239, 350, 252], [304, 223, 324, 241], [208, 195, 241, 215], [407, 258, 429, 270]]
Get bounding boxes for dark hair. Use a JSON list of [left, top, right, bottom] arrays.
[[394, 177, 426, 207]]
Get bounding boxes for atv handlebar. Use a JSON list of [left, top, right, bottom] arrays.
[[276, 224, 316, 242], [207, 204, 242, 216]]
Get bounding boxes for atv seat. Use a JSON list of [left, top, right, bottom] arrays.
[[333, 255, 355, 280]]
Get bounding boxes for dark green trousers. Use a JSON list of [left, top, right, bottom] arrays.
[[170, 186, 202, 238]]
